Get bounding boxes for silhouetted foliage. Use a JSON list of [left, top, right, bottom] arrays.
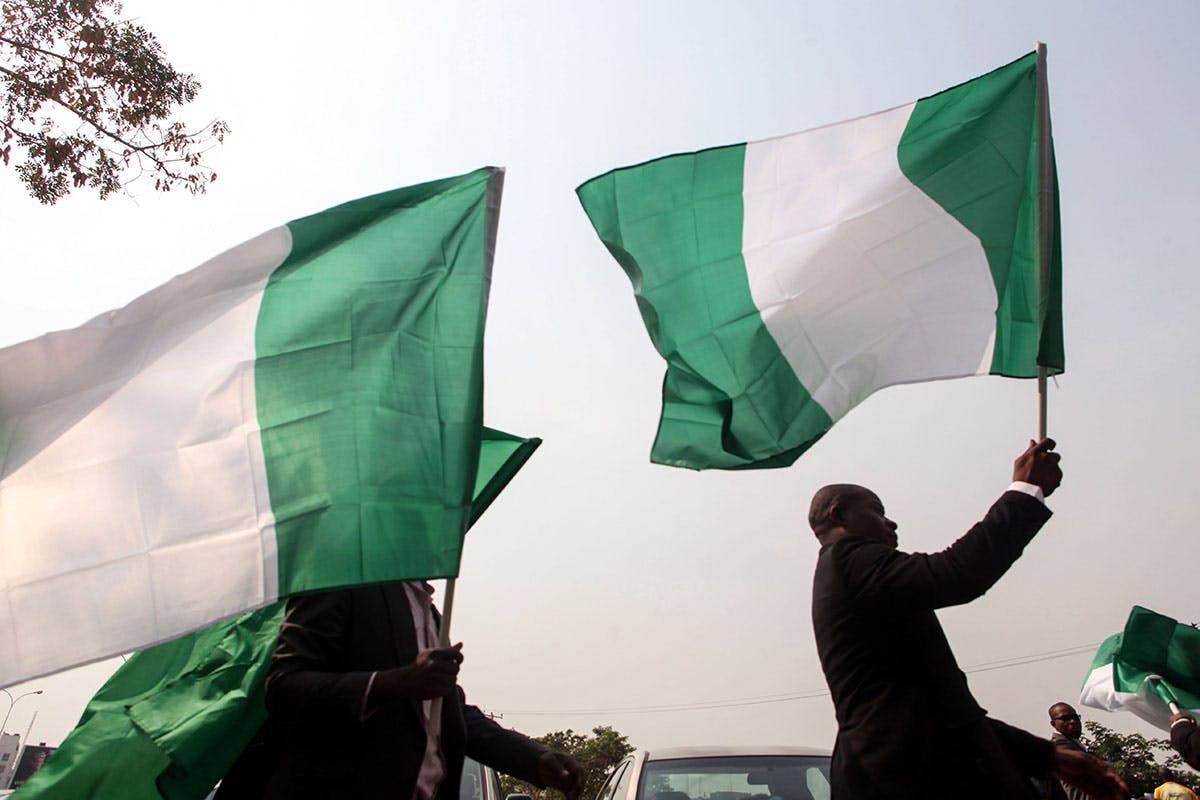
[[1082, 720, 1198, 796], [0, 0, 227, 203], [500, 726, 634, 800]]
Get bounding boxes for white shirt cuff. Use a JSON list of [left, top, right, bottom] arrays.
[[1008, 481, 1045, 504]]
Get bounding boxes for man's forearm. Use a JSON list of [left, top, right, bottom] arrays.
[[463, 697, 548, 784], [988, 717, 1057, 777]]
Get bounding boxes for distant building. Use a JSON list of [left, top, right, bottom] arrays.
[[0, 733, 18, 788], [10, 743, 56, 789]]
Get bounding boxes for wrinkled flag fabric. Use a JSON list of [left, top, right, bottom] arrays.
[[577, 52, 1062, 470], [1080, 606, 1200, 731], [0, 168, 503, 686], [11, 428, 541, 800]]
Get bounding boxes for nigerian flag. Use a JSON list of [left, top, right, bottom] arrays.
[[10, 428, 541, 800], [577, 52, 1062, 470], [1080, 606, 1200, 731], [0, 168, 502, 686]]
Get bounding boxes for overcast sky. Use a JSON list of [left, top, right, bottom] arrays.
[[2, 0, 1199, 767]]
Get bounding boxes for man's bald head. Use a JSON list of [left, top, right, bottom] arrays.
[[809, 484, 897, 548], [809, 484, 868, 534]]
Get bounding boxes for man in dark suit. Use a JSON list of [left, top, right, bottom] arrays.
[[809, 439, 1126, 800], [221, 581, 583, 800], [1050, 702, 1100, 800]]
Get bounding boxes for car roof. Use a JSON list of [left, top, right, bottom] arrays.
[[644, 745, 832, 760]]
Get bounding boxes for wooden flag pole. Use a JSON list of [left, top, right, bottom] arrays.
[[427, 577, 457, 738], [1036, 42, 1054, 440]]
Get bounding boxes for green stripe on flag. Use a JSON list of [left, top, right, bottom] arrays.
[[577, 145, 831, 470], [255, 169, 498, 593], [898, 52, 1063, 376]]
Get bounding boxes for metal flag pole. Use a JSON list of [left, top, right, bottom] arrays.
[[1036, 42, 1054, 439], [427, 577, 457, 738]]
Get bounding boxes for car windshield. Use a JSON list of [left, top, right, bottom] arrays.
[[636, 756, 830, 800], [460, 756, 486, 800]]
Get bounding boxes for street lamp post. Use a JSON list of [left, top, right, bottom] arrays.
[[0, 689, 43, 736], [0, 689, 42, 789]]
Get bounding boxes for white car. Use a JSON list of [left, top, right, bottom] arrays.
[[593, 746, 833, 800]]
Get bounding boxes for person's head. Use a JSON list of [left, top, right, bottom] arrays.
[[1048, 702, 1082, 740], [808, 484, 898, 548], [1158, 766, 1174, 783]]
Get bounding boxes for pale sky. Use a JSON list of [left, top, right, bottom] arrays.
[[2, 0, 1199, 773]]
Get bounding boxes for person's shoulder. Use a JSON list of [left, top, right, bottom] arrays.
[[822, 535, 902, 574], [1050, 732, 1084, 752], [823, 534, 891, 559]]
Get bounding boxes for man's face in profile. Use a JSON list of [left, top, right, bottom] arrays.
[[840, 488, 899, 549]]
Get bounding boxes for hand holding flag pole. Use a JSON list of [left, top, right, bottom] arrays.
[[424, 431, 543, 739]]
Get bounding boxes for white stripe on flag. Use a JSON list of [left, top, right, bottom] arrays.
[[741, 102, 997, 422], [0, 228, 289, 680]]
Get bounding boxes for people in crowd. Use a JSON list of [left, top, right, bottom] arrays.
[[1153, 766, 1198, 800]]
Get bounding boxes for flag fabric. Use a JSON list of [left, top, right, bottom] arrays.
[[1079, 606, 1200, 731], [577, 52, 1062, 470], [0, 167, 504, 687], [12, 428, 542, 800]]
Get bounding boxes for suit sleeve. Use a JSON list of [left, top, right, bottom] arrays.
[[264, 590, 375, 726], [1172, 719, 1200, 770], [835, 491, 1052, 611], [989, 718, 1056, 777], [461, 688, 548, 784]]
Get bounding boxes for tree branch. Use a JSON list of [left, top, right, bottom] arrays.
[[0, 35, 89, 70], [0, 62, 175, 161]]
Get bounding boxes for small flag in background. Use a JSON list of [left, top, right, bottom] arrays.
[[1080, 606, 1200, 731], [0, 168, 503, 687], [11, 428, 541, 800], [577, 52, 1062, 470]]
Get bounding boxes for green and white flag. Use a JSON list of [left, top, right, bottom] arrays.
[[577, 52, 1062, 470], [1080, 606, 1200, 731], [0, 168, 502, 687], [10, 428, 541, 800]]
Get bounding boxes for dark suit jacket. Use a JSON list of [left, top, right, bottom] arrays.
[[1172, 719, 1200, 771], [812, 490, 1056, 800], [221, 582, 547, 800], [1051, 733, 1094, 800]]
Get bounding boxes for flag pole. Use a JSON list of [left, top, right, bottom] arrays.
[[438, 577, 458, 649], [1036, 42, 1053, 440], [427, 577, 457, 738]]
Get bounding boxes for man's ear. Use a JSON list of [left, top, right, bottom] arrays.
[[827, 500, 846, 530]]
